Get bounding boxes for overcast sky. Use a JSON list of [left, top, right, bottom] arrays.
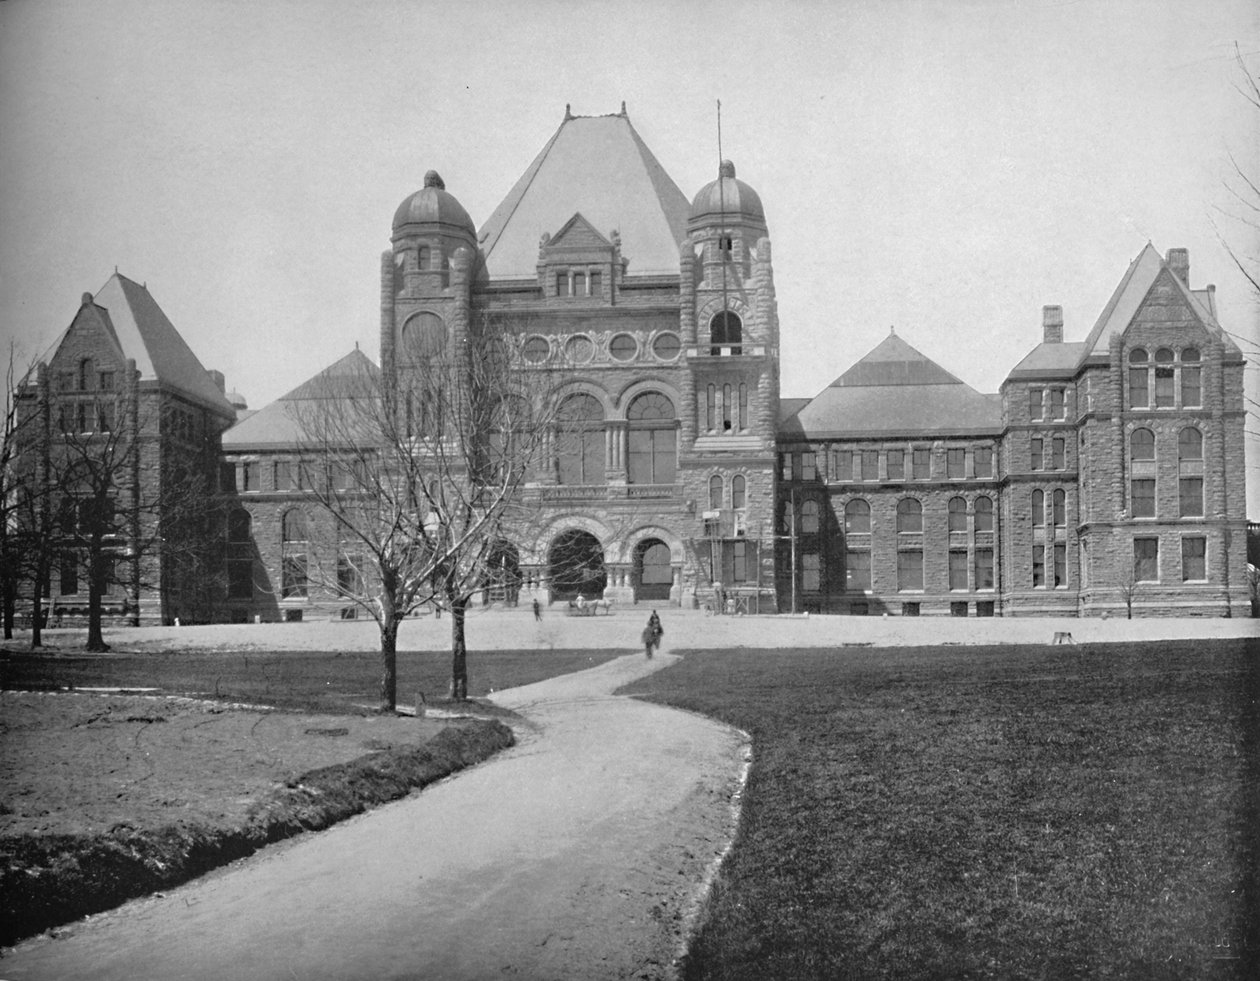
[[2, 0, 1257, 511]]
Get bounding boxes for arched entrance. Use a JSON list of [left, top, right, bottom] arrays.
[[483, 540, 521, 605], [548, 530, 607, 601], [634, 538, 673, 602]]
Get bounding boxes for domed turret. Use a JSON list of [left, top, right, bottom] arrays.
[[688, 160, 765, 225], [392, 171, 476, 236]]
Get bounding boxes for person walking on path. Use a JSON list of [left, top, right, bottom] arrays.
[[642, 610, 663, 658], [533, 598, 542, 621]]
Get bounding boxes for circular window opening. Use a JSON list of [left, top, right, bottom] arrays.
[[522, 336, 550, 363], [564, 335, 594, 363], [652, 332, 681, 361], [610, 334, 638, 361]]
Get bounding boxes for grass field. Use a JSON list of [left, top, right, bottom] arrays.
[[620, 639, 1260, 981], [1, 647, 626, 713]]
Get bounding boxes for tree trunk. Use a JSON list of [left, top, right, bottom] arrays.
[[3, 578, 14, 640], [85, 546, 108, 652], [30, 570, 45, 649], [379, 617, 399, 713], [450, 595, 468, 701]]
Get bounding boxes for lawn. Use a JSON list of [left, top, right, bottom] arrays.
[[620, 639, 1259, 981], [1, 646, 625, 713]]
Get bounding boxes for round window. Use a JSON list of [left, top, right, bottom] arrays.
[[564, 335, 594, 363], [609, 333, 638, 361], [522, 336, 550, 363], [652, 332, 681, 360]]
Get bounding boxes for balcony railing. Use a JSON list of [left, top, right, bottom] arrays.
[[536, 483, 682, 502]]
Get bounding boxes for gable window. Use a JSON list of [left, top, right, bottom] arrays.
[[98, 370, 114, 391], [1181, 348, 1201, 406], [887, 449, 905, 480], [1129, 348, 1149, 407], [78, 359, 95, 391], [1154, 348, 1175, 407], [572, 272, 586, 296]]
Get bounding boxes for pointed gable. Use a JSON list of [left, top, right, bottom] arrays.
[[788, 332, 1002, 439], [547, 213, 612, 251], [89, 274, 235, 417], [223, 349, 379, 450], [478, 111, 690, 279]]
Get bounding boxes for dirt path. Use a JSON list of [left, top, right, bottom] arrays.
[[1, 652, 749, 981]]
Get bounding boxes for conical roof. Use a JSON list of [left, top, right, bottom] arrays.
[[478, 109, 690, 279]]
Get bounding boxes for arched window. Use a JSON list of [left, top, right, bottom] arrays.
[[1053, 489, 1066, 527], [417, 246, 430, 270], [1129, 348, 1149, 363], [1032, 490, 1045, 527], [228, 508, 251, 543], [627, 392, 676, 484], [79, 358, 95, 392], [948, 496, 968, 533], [845, 499, 871, 534], [709, 474, 724, 510], [1154, 347, 1174, 363], [1129, 348, 1149, 408], [801, 499, 820, 534], [1182, 347, 1200, 362], [557, 393, 605, 485], [1181, 348, 1201, 406], [896, 498, 922, 533], [705, 384, 716, 431], [709, 310, 742, 354], [401, 311, 447, 360], [1153, 348, 1176, 407], [1130, 428, 1155, 461], [282, 509, 308, 543], [1178, 427, 1202, 461], [731, 474, 746, 509], [974, 496, 993, 532]]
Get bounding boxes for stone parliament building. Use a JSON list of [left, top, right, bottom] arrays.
[[22, 108, 1251, 623]]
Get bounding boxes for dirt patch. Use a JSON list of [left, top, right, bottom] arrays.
[[0, 691, 513, 946]]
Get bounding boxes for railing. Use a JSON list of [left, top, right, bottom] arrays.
[[536, 483, 682, 502]]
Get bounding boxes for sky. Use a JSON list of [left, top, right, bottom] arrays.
[[2, 0, 1258, 511]]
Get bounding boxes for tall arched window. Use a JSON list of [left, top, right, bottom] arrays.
[[948, 496, 968, 533], [1128, 348, 1149, 407], [1178, 427, 1203, 461], [709, 311, 742, 354], [1130, 428, 1155, 461], [1053, 489, 1066, 527], [557, 393, 605, 485], [731, 474, 746, 509], [896, 498, 922, 533], [282, 509, 308, 543], [1181, 348, 1201, 406], [974, 496, 993, 532], [417, 246, 430, 270], [709, 474, 724, 510], [1032, 490, 1045, 527], [79, 358, 95, 392], [627, 392, 676, 484], [845, 499, 871, 534], [705, 384, 716, 431], [228, 508, 251, 543], [801, 499, 820, 534]]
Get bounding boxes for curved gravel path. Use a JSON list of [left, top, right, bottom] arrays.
[[1, 652, 749, 981]]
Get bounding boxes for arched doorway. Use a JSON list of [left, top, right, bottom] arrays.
[[634, 538, 673, 602], [548, 530, 607, 601], [483, 540, 521, 606]]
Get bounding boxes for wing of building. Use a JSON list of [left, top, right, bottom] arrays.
[[17, 112, 1250, 626]]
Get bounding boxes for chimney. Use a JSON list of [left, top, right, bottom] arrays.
[[207, 369, 226, 393], [1042, 305, 1063, 344], [1166, 248, 1189, 284]]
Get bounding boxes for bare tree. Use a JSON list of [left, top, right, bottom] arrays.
[[290, 322, 561, 710]]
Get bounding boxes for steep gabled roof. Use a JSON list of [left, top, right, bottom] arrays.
[[87, 274, 235, 417], [786, 332, 1002, 440], [223, 349, 379, 450], [478, 111, 690, 279], [1078, 243, 1227, 361], [1008, 341, 1088, 378]]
